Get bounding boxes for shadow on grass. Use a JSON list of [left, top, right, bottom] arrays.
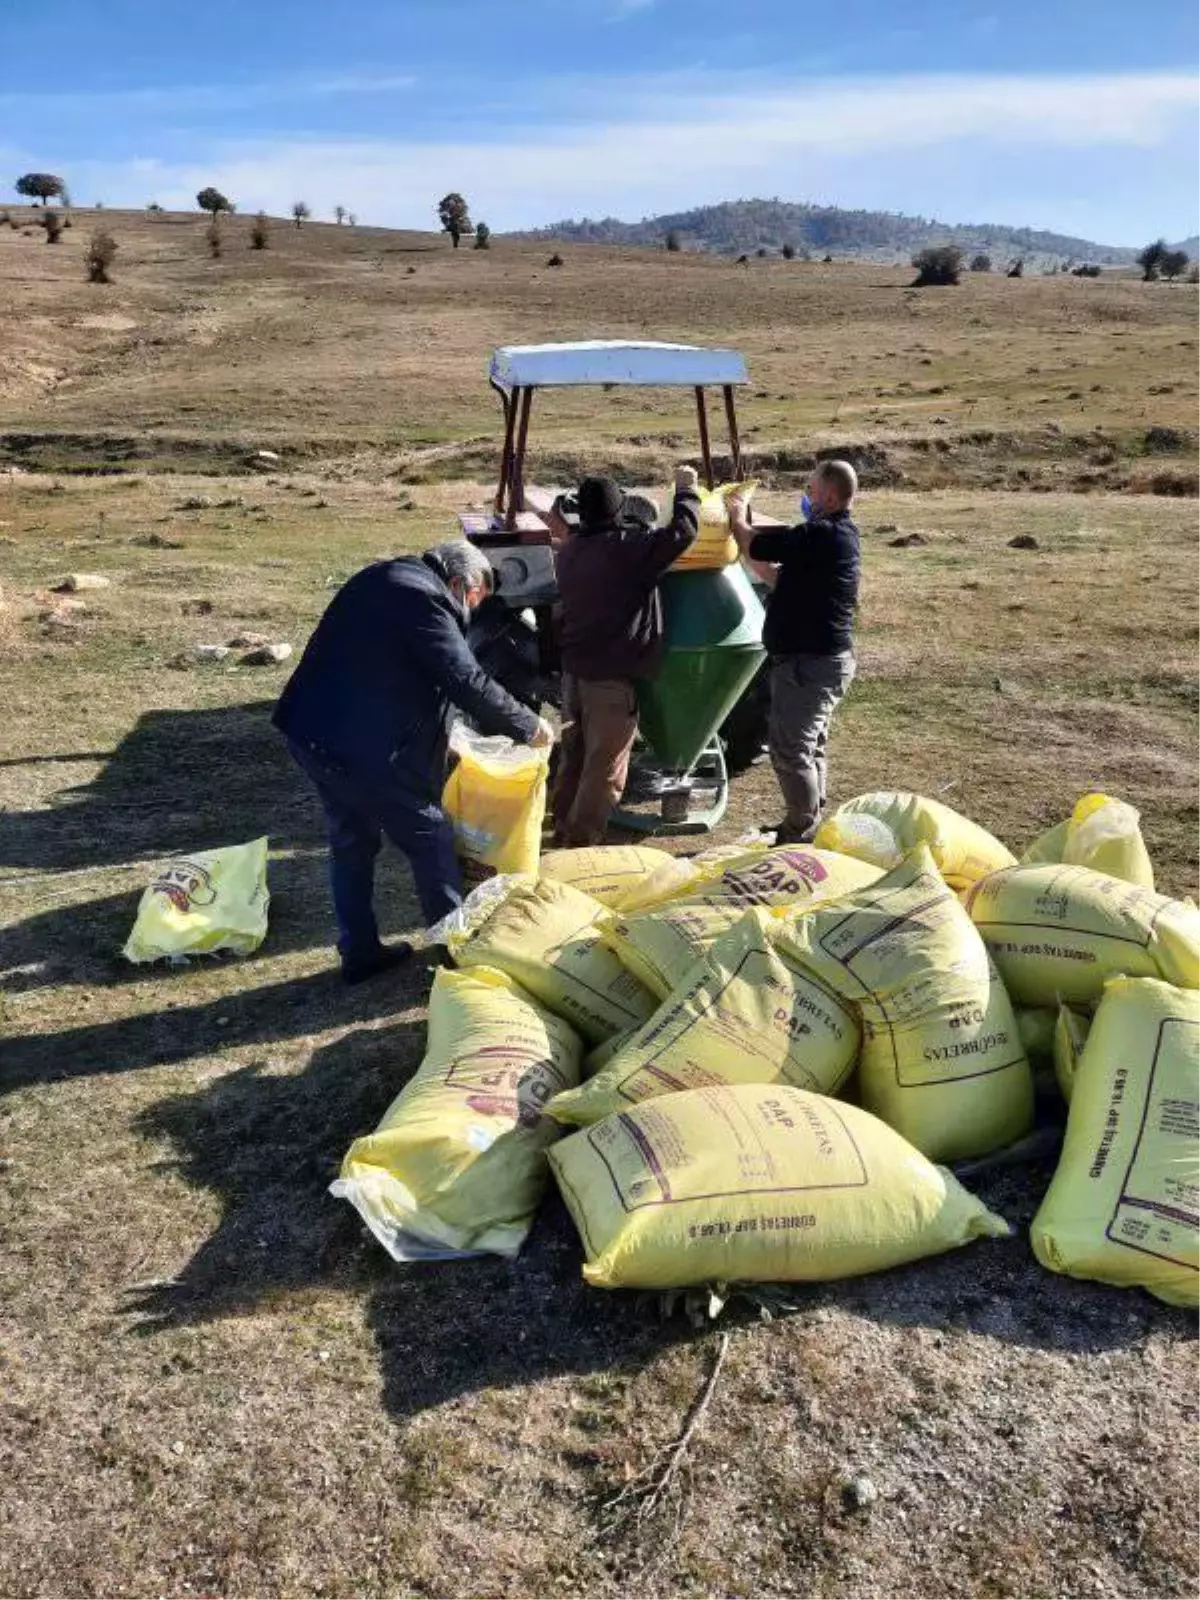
[[112, 1015, 1195, 1433], [126, 1014, 694, 1413], [0, 700, 319, 873]]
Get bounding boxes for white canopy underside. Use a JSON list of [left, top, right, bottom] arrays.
[[489, 340, 749, 390]]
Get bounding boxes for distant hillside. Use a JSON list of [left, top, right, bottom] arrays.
[[515, 198, 1147, 265]]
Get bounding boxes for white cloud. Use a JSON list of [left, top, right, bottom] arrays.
[[21, 70, 1198, 240]]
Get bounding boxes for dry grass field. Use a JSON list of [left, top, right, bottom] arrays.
[[1, 209, 1197, 1599]]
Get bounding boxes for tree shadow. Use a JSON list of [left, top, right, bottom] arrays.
[[0, 700, 315, 873], [0, 944, 434, 1099]]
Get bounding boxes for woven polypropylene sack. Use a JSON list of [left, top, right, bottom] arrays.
[[442, 725, 549, 888], [816, 791, 1016, 892], [965, 862, 1199, 1007], [548, 909, 860, 1126], [778, 846, 1034, 1163], [668, 481, 757, 572], [450, 876, 657, 1044], [123, 836, 269, 963], [1021, 792, 1155, 890], [538, 845, 680, 910], [600, 846, 883, 997], [331, 966, 583, 1259], [549, 1083, 1009, 1290], [1031, 977, 1198, 1306]]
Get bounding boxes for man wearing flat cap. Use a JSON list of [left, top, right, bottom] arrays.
[[551, 466, 700, 845]]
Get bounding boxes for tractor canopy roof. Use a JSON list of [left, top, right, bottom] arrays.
[[489, 340, 748, 391]]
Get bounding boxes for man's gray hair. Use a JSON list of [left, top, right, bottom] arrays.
[[429, 539, 494, 592]]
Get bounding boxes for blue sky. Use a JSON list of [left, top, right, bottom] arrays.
[[1, 0, 1196, 244]]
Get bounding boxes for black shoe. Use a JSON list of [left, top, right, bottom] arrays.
[[769, 819, 821, 846], [340, 942, 414, 985]]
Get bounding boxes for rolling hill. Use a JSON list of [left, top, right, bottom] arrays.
[[516, 197, 1189, 265]]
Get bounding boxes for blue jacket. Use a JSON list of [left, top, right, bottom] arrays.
[[273, 551, 540, 796]]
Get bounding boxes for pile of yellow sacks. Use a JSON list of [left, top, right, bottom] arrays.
[[333, 791, 1199, 1308]]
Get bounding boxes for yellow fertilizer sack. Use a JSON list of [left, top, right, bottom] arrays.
[[1053, 1004, 1092, 1105], [601, 846, 883, 997], [1016, 1006, 1057, 1064], [548, 909, 860, 1127], [442, 724, 549, 888], [549, 1083, 1009, 1290], [449, 877, 658, 1045], [538, 844, 679, 910], [1021, 792, 1155, 890], [123, 836, 269, 964], [331, 967, 582, 1259], [1031, 977, 1199, 1306], [669, 480, 757, 572], [816, 791, 1016, 891], [965, 863, 1200, 1007], [778, 847, 1034, 1163]]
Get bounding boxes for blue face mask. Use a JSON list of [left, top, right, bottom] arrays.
[[799, 492, 813, 522]]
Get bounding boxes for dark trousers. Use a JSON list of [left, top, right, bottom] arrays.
[[768, 651, 856, 837], [552, 675, 639, 846], [287, 739, 462, 957]]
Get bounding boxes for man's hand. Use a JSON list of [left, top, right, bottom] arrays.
[[674, 464, 700, 493], [529, 717, 556, 749]]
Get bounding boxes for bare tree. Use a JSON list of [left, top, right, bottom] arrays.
[[334, 204, 346, 225], [292, 200, 311, 228]]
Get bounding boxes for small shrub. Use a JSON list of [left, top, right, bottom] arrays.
[[206, 218, 222, 258], [781, 242, 796, 260], [665, 228, 682, 252], [42, 210, 63, 243], [912, 244, 963, 286], [1071, 263, 1101, 278], [1007, 259, 1024, 278], [822, 252, 833, 263], [473, 220, 491, 249], [334, 204, 346, 224], [86, 229, 117, 284], [250, 210, 270, 249], [547, 252, 564, 267], [969, 252, 991, 272], [147, 202, 163, 213], [347, 213, 358, 226], [755, 246, 769, 258], [1188, 264, 1199, 284]]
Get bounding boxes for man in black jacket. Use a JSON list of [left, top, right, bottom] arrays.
[[729, 460, 860, 843], [551, 467, 700, 845], [274, 541, 553, 981]]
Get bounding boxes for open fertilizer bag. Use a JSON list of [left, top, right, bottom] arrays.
[[549, 1083, 1009, 1290], [448, 876, 657, 1044], [538, 844, 680, 910], [332, 966, 582, 1259], [123, 836, 269, 963], [1021, 792, 1155, 890], [1031, 977, 1198, 1307], [778, 846, 1034, 1163], [600, 846, 883, 997], [668, 480, 757, 572], [442, 723, 549, 888], [816, 791, 1016, 892], [966, 862, 1199, 1006], [548, 908, 860, 1127]]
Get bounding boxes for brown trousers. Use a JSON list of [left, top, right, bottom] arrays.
[[553, 675, 639, 846]]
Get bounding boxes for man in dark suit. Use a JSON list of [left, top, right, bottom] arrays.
[[274, 541, 553, 981]]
